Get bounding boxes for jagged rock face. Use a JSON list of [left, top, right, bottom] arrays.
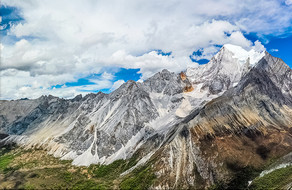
[[0, 98, 41, 132], [143, 69, 191, 96], [0, 69, 194, 166], [0, 95, 75, 135], [0, 44, 291, 189], [255, 53, 292, 104]]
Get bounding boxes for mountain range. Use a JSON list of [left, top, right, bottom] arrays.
[[1, 44, 292, 189]]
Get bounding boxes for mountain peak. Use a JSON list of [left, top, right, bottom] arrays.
[[220, 44, 265, 66], [161, 69, 171, 74], [186, 44, 266, 95]]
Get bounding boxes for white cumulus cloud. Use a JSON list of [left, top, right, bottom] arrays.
[[1, 0, 292, 99]]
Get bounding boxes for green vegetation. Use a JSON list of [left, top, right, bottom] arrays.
[[0, 147, 16, 173], [72, 180, 106, 190], [3, 144, 292, 189], [120, 165, 156, 190], [91, 159, 126, 178], [0, 145, 154, 189], [89, 151, 140, 179], [61, 171, 74, 183], [250, 165, 292, 190], [0, 154, 14, 170], [23, 183, 36, 190]]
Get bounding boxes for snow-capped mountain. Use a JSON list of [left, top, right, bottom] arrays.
[[186, 44, 265, 94], [1, 44, 292, 189]]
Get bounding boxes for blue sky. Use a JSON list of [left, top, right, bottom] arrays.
[[1, 0, 292, 99], [265, 36, 292, 66], [50, 68, 142, 94]]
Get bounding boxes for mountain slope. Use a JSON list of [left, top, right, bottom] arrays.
[[147, 52, 292, 188]]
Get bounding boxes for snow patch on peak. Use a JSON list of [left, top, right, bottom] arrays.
[[222, 44, 265, 66]]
